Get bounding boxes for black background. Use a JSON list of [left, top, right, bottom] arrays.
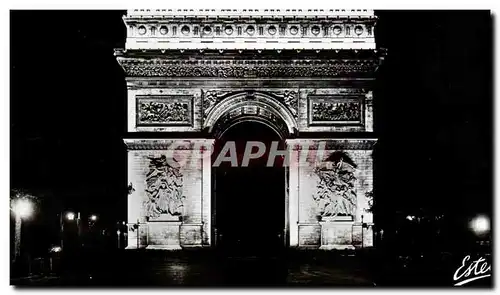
[[10, 10, 492, 254]]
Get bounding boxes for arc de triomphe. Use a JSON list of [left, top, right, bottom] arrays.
[[115, 9, 384, 250]]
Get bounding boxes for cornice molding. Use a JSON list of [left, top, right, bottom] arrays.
[[124, 138, 214, 150], [123, 9, 377, 50], [126, 9, 376, 19], [124, 138, 377, 150], [286, 138, 377, 150], [114, 48, 383, 58]]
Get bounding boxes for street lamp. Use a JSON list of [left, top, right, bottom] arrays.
[[469, 215, 490, 236], [12, 198, 33, 260], [50, 246, 62, 253], [13, 199, 33, 219], [361, 214, 364, 248], [117, 230, 121, 249], [90, 214, 98, 221], [66, 212, 75, 221], [60, 211, 81, 249]]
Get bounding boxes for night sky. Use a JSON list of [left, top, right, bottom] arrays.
[[10, 11, 492, 252]]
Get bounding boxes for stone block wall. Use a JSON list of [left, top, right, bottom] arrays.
[[288, 139, 375, 249], [124, 139, 212, 249]]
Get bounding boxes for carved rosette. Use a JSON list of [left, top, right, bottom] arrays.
[[143, 155, 185, 219], [313, 152, 357, 218]]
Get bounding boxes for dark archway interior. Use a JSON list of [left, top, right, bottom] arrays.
[[213, 121, 285, 256]]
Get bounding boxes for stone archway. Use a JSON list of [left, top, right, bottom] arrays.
[[119, 10, 380, 251], [207, 91, 294, 254], [204, 90, 298, 140]]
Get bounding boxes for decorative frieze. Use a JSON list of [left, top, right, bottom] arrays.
[[124, 139, 214, 150], [117, 58, 379, 78]]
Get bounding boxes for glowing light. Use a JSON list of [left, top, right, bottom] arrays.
[[406, 215, 415, 221], [66, 212, 75, 221], [470, 215, 490, 235], [51, 246, 62, 253], [13, 199, 33, 218], [90, 215, 98, 221]]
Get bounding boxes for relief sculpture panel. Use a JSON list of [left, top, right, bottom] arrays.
[[308, 96, 362, 125], [313, 152, 357, 218], [144, 155, 185, 219], [137, 95, 193, 126], [312, 101, 361, 121]]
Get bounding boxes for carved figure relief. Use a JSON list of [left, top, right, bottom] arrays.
[[202, 90, 227, 118], [311, 101, 361, 122], [139, 101, 189, 124], [144, 155, 185, 218], [273, 90, 298, 118], [136, 95, 193, 126], [313, 152, 357, 217]]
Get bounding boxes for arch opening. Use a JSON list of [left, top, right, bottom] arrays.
[[212, 121, 286, 255]]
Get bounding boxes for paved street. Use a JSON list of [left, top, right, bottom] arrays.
[[12, 250, 376, 287], [12, 249, 491, 287]]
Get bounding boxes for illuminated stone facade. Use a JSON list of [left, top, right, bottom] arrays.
[[116, 9, 384, 250]]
